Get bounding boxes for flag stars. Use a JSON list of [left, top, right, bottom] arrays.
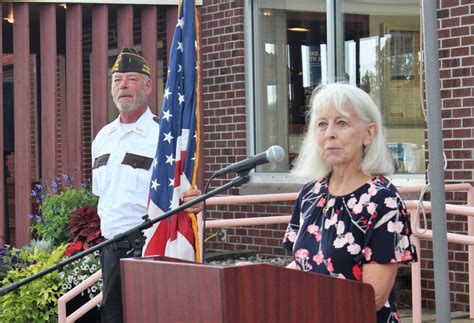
[[165, 154, 175, 165], [176, 17, 184, 29], [169, 178, 174, 187], [164, 87, 172, 100], [178, 64, 182, 73], [152, 158, 158, 168], [163, 132, 174, 143], [178, 93, 185, 105], [151, 179, 160, 190], [162, 110, 173, 121], [177, 41, 184, 52]]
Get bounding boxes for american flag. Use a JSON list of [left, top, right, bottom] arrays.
[[142, 0, 200, 261]]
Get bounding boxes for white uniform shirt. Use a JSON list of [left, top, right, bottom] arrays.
[[91, 108, 159, 239]]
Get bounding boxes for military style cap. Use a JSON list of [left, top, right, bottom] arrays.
[[112, 47, 151, 77]]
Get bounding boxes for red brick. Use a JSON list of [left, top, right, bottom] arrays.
[[453, 88, 471, 97], [443, 139, 462, 148], [442, 98, 461, 107], [461, 15, 474, 25], [462, 117, 474, 127], [461, 35, 474, 46], [442, 17, 460, 28], [440, 0, 460, 8], [452, 107, 472, 117], [451, 46, 470, 56], [451, 5, 469, 16], [442, 37, 460, 47], [461, 57, 474, 66]]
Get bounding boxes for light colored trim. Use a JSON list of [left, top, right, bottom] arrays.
[[244, 0, 255, 156], [7, 0, 203, 4], [249, 172, 427, 187], [326, 0, 335, 83], [334, 0, 344, 79]]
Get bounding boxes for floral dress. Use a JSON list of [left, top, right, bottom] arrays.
[[283, 175, 417, 323]]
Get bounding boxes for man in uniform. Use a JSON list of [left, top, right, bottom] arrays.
[[92, 48, 202, 322]]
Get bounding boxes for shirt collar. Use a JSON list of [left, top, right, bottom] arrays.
[[107, 107, 154, 137]]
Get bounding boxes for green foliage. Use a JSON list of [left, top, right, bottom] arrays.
[[22, 238, 55, 254], [61, 250, 102, 300], [0, 244, 68, 323], [32, 187, 98, 246]]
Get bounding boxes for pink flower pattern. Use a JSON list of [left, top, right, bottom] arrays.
[[283, 176, 417, 323]]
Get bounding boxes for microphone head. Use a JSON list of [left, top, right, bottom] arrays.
[[266, 145, 285, 163]]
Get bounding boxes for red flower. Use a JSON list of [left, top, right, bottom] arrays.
[[352, 264, 362, 281], [74, 241, 83, 251], [65, 242, 75, 257]]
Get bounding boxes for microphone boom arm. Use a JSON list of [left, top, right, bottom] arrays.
[[0, 174, 250, 296]]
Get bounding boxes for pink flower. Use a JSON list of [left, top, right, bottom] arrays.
[[327, 258, 334, 272], [295, 248, 309, 260], [362, 247, 372, 261], [368, 184, 377, 196], [359, 193, 371, 204], [336, 221, 345, 235], [313, 251, 324, 265], [307, 224, 319, 234], [366, 202, 377, 215], [317, 197, 326, 208], [333, 236, 346, 248], [352, 203, 363, 214], [388, 220, 403, 233], [384, 197, 397, 208], [347, 197, 357, 208], [347, 243, 361, 255], [314, 182, 321, 194], [326, 198, 335, 208]]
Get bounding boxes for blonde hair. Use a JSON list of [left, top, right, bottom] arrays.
[[292, 83, 394, 181]]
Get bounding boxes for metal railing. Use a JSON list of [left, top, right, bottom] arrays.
[[57, 184, 474, 323]]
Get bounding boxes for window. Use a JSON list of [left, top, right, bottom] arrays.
[[248, 0, 424, 183]]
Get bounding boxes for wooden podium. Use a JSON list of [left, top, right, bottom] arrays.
[[121, 256, 376, 323]]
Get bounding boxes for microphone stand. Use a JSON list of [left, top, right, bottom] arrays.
[[0, 173, 250, 296]]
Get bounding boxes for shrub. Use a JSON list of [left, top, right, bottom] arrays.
[[0, 244, 68, 322], [31, 176, 98, 246], [0, 245, 32, 283]]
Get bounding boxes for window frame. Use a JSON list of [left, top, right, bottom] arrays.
[[244, 0, 426, 187]]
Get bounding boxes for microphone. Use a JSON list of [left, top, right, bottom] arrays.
[[213, 145, 285, 177]]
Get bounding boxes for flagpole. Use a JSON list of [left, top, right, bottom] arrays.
[[0, 174, 250, 296]]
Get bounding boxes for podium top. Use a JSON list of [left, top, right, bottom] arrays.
[[121, 257, 376, 323]]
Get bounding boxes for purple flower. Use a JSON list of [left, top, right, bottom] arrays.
[[31, 190, 37, 198], [50, 180, 59, 193]]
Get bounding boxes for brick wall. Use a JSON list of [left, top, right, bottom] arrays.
[[415, 0, 474, 312], [200, 0, 294, 257], [201, 0, 247, 186]]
